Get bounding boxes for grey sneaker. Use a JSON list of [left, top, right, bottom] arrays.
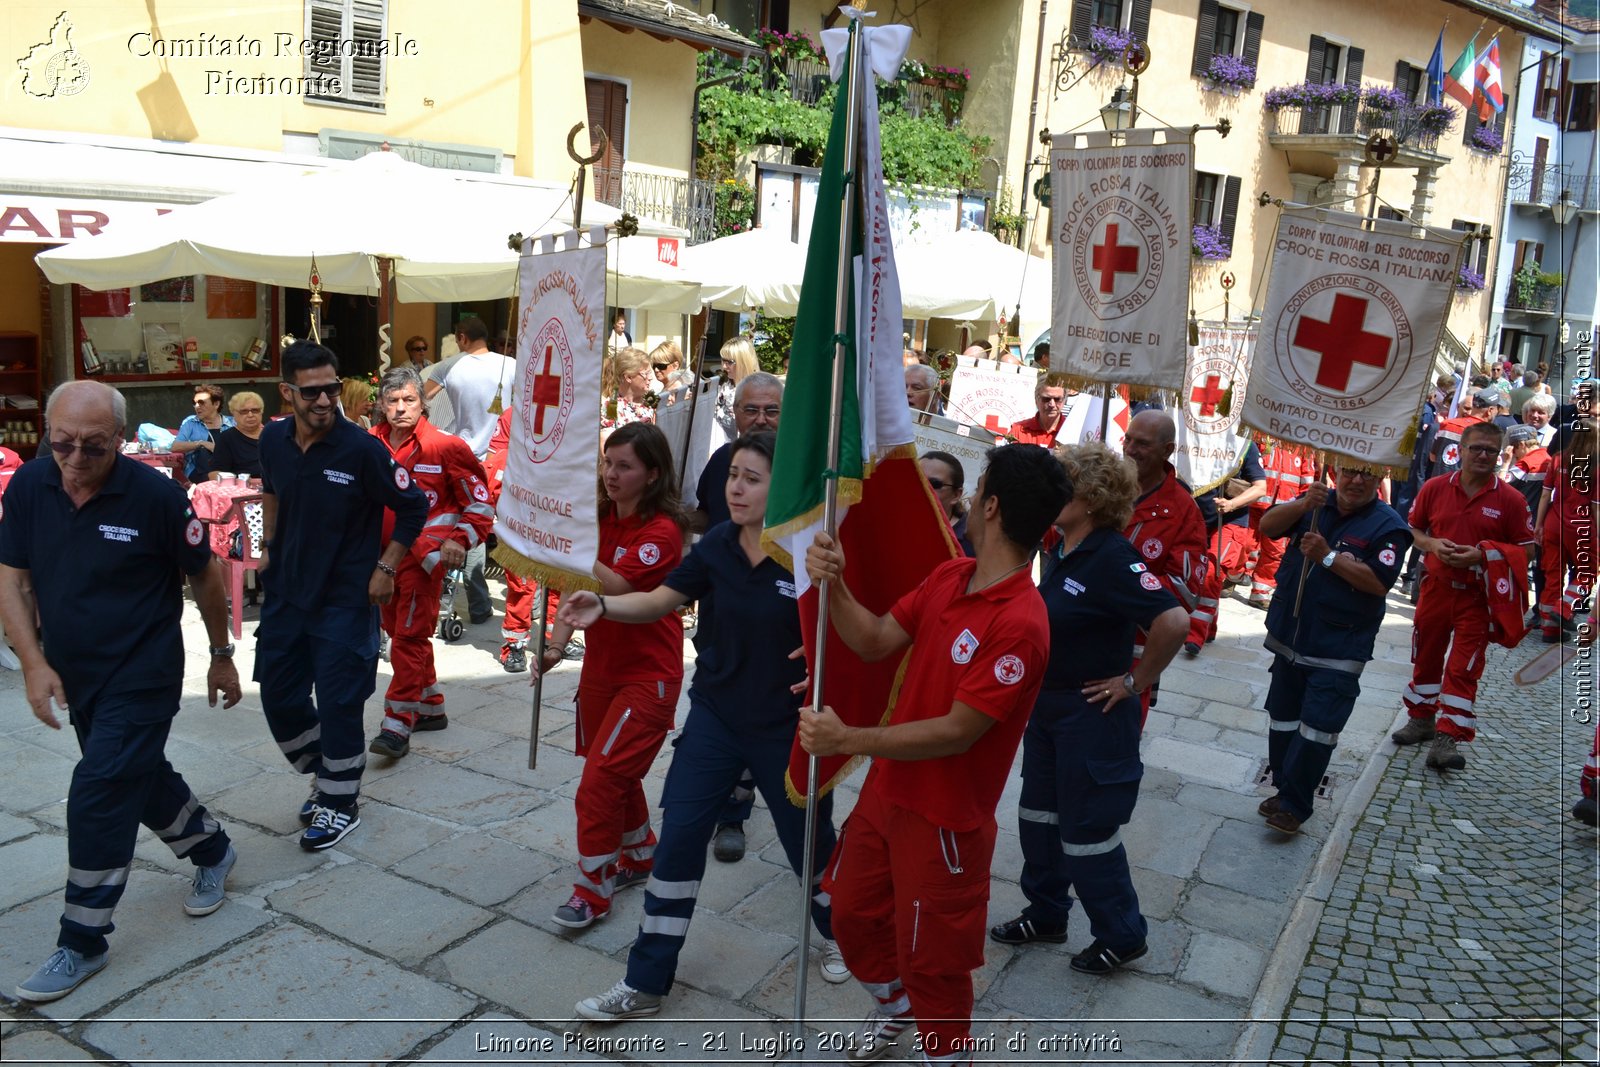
[[819, 938, 851, 983], [613, 864, 649, 891], [845, 1008, 913, 1063], [15, 947, 108, 1003], [553, 892, 604, 929], [1391, 717, 1436, 746], [1426, 735, 1467, 771], [712, 822, 746, 863], [184, 844, 237, 916], [575, 978, 661, 1021]]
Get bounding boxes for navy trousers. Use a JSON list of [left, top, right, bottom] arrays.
[[254, 598, 379, 809], [60, 684, 229, 956], [1015, 690, 1147, 951], [1265, 657, 1361, 821], [626, 702, 835, 996]]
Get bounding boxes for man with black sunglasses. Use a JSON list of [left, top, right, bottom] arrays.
[[255, 342, 428, 851], [2, 381, 243, 1003]]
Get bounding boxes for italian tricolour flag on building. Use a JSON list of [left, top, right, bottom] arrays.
[[761, 21, 956, 804]]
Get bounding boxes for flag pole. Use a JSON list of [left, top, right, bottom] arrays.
[[795, 13, 866, 1042]]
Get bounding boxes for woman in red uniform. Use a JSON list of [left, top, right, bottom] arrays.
[[544, 422, 688, 928], [1535, 418, 1597, 642]]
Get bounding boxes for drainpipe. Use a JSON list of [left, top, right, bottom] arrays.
[[690, 68, 745, 202], [1015, 0, 1050, 249]]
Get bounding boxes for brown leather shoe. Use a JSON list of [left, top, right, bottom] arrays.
[[1258, 795, 1285, 818], [1265, 810, 1303, 835], [1391, 718, 1436, 746]]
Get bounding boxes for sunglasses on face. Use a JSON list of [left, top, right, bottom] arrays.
[[50, 439, 111, 458], [408, 345, 428, 354], [926, 477, 957, 492], [652, 363, 672, 371], [291, 382, 343, 401], [235, 407, 263, 415]]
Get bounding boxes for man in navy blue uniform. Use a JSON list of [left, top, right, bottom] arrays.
[[1, 381, 243, 1003], [256, 342, 428, 851], [1256, 463, 1412, 834]]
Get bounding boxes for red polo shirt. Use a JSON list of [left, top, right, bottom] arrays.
[[1544, 452, 1598, 525], [1407, 472, 1534, 580], [583, 510, 684, 684], [871, 557, 1048, 831], [1006, 413, 1062, 447]]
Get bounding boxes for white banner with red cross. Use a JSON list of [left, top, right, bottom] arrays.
[[944, 355, 1040, 437], [492, 229, 605, 592], [1244, 210, 1462, 470], [1050, 128, 1192, 393], [1174, 324, 1256, 493]]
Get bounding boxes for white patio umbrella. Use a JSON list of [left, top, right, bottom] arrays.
[[679, 227, 808, 314], [35, 152, 692, 307], [896, 228, 1053, 322]]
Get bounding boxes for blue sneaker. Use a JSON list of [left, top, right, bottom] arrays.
[[15, 947, 108, 1003], [300, 805, 360, 851], [184, 844, 237, 916]]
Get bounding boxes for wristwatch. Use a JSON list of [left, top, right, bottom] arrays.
[[1321, 550, 1338, 569], [209, 643, 236, 658], [1123, 672, 1144, 695]]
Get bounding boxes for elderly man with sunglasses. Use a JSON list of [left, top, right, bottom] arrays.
[[255, 342, 428, 851], [1255, 460, 1412, 834], [1, 381, 243, 1003]]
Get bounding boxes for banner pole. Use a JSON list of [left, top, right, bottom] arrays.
[[679, 308, 709, 498], [795, 15, 865, 1044], [528, 590, 546, 770]]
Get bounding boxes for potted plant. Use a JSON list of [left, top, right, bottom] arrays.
[[1087, 25, 1136, 68], [1469, 124, 1504, 153], [931, 64, 970, 93], [1263, 81, 1362, 111], [1361, 85, 1411, 129], [1455, 265, 1486, 292], [1203, 53, 1257, 92]]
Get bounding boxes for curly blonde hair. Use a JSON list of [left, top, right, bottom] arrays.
[[1056, 441, 1140, 530]]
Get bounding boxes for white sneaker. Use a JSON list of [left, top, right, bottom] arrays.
[[846, 1008, 913, 1063], [820, 938, 852, 983]]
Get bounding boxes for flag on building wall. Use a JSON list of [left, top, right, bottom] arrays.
[[1445, 36, 1477, 107], [492, 230, 605, 591], [1243, 211, 1462, 471], [762, 23, 955, 804], [1050, 128, 1193, 394], [1426, 31, 1446, 106], [1173, 325, 1256, 493], [1474, 37, 1505, 121]]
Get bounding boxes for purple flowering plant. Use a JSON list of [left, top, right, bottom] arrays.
[[1192, 223, 1231, 260], [1456, 265, 1486, 291], [1263, 81, 1362, 111], [1469, 124, 1504, 153], [1204, 52, 1256, 90], [1087, 25, 1136, 67]]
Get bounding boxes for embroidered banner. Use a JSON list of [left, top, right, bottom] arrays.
[[1243, 211, 1461, 469], [1050, 128, 1192, 392], [945, 355, 1040, 438], [1174, 325, 1256, 493], [492, 229, 605, 591]]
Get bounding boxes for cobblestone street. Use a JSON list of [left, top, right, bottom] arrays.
[[1259, 639, 1600, 1065]]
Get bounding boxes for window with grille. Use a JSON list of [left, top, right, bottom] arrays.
[[305, 0, 387, 110]]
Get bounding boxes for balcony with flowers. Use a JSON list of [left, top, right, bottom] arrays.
[[1263, 82, 1456, 168]]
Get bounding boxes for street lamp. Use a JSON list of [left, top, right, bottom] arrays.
[[1551, 189, 1577, 226], [1100, 85, 1134, 131]]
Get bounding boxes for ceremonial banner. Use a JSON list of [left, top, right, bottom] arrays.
[[911, 410, 992, 494], [1244, 211, 1461, 470], [1174, 325, 1256, 493], [765, 23, 954, 803], [945, 355, 1040, 437], [1057, 387, 1131, 450], [1050, 128, 1192, 392], [655, 376, 720, 508], [492, 230, 604, 591]]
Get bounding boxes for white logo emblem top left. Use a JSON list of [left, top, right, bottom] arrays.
[[18, 13, 91, 98]]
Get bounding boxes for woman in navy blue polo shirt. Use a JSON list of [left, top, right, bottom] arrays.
[[554, 432, 847, 1022], [989, 442, 1190, 976]]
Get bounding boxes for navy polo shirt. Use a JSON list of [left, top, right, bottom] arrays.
[[664, 520, 805, 739], [1264, 494, 1411, 662], [695, 442, 734, 528], [1038, 526, 1180, 688], [0, 455, 212, 706], [258, 416, 428, 611], [1197, 441, 1266, 530]]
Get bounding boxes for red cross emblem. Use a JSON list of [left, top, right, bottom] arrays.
[[1293, 293, 1391, 392], [994, 654, 1026, 686], [950, 628, 979, 664], [1091, 223, 1141, 295], [520, 315, 576, 464], [531, 343, 563, 435], [1189, 373, 1227, 416]]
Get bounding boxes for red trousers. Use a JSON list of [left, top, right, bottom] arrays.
[[502, 572, 560, 645], [1404, 578, 1491, 742], [825, 784, 994, 1058], [379, 561, 445, 737], [1249, 510, 1286, 600], [571, 678, 680, 913], [1540, 517, 1594, 638], [1190, 544, 1224, 645]]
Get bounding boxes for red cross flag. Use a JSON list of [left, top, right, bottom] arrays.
[[1244, 211, 1462, 470], [492, 230, 605, 591], [1173, 324, 1256, 493], [1050, 128, 1192, 392]]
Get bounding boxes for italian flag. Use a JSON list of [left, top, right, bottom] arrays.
[[1444, 36, 1476, 108], [762, 22, 956, 803]]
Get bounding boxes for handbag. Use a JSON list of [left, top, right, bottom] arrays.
[[1224, 477, 1252, 498]]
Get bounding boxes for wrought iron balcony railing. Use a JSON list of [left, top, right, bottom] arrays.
[[592, 167, 716, 245]]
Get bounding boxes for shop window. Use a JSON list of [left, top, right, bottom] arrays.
[[305, 0, 387, 110], [72, 276, 277, 382]]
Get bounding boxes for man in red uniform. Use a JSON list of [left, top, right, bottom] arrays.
[[1398, 421, 1535, 771], [1121, 411, 1209, 710], [801, 444, 1070, 1065], [368, 366, 494, 758], [482, 409, 561, 673], [1005, 375, 1068, 446], [1247, 440, 1315, 607]]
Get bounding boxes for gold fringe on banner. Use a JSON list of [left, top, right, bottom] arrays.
[[490, 542, 601, 594]]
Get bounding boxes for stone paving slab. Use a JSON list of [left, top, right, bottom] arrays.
[[0, 1027, 95, 1061], [0, 832, 68, 911], [0, 809, 39, 845], [80, 922, 474, 1063], [0, 739, 75, 815], [267, 862, 495, 965], [392, 830, 563, 906]]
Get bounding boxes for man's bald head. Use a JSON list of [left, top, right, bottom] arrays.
[[47, 380, 126, 433], [1121, 409, 1177, 487], [1128, 409, 1175, 448]]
